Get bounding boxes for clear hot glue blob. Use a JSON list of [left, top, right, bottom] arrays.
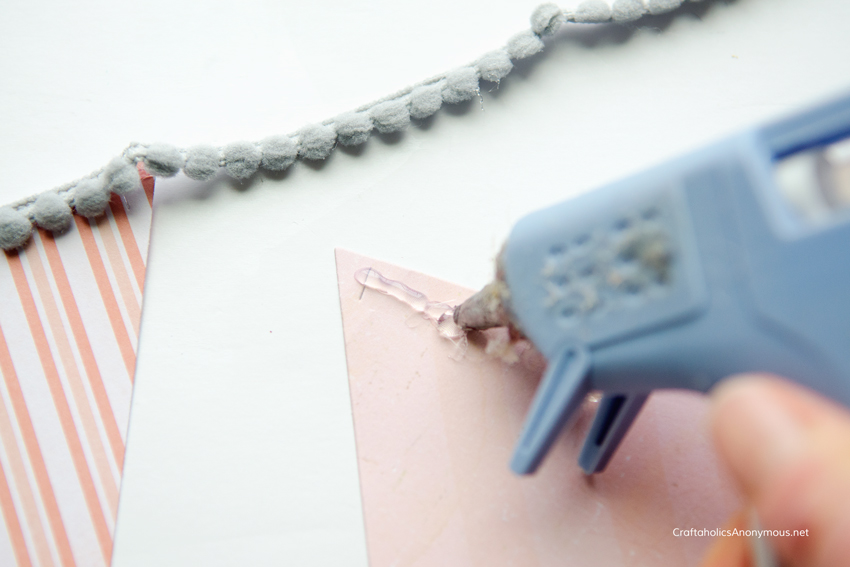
[[354, 268, 468, 356]]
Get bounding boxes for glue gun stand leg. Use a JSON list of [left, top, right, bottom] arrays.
[[510, 346, 592, 474], [578, 392, 650, 474]]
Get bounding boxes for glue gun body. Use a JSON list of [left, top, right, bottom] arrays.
[[504, 92, 850, 475]]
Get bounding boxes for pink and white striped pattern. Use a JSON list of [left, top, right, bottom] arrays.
[[0, 173, 154, 567]]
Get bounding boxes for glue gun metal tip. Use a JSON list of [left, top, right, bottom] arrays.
[[453, 280, 512, 331]]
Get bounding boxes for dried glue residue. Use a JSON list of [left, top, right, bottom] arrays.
[[354, 267, 468, 359], [354, 267, 539, 366]]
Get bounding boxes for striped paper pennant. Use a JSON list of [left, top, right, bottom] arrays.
[[0, 172, 154, 567]]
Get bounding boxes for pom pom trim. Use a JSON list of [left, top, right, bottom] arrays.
[[0, 1, 698, 250]]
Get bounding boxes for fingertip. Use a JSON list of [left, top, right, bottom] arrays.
[[710, 375, 850, 567], [709, 374, 807, 498], [711, 373, 780, 407]]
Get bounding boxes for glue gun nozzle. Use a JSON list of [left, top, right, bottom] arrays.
[[453, 280, 512, 331]]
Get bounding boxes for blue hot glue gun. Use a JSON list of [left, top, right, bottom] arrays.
[[453, 92, 850, 475]]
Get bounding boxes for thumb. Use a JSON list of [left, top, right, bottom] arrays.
[[709, 374, 850, 567]]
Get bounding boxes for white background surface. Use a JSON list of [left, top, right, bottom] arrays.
[[2, 0, 850, 565]]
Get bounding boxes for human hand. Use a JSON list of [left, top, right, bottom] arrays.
[[701, 374, 850, 567]]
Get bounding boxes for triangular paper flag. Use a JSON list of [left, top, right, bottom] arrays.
[[0, 175, 154, 567], [336, 248, 741, 567]]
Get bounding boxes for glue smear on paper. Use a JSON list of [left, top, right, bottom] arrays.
[[354, 267, 527, 363], [355, 267, 467, 353]]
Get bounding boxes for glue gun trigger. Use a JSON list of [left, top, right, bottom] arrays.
[[510, 346, 592, 475]]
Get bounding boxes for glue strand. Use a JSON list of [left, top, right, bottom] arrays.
[[354, 268, 466, 344], [1, 0, 704, 251]]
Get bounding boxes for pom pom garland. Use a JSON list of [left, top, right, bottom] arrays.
[[477, 50, 514, 83], [370, 101, 410, 134], [33, 193, 73, 232], [649, 0, 685, 15], [261, 136, 298, 170], [443, 67, 480, 104], [73, 179, 110, 218], [184, 146, 221, 180], [335, 113, 374, 146], [299, 124, 337, 161], [574, 0, 613, 22], [507, 30, 545, 60], [104, 157, 141, 195], [142, 144, 184, 177], [409, 84, 443, 120], [612, 0, 648, 22], [223, 142, 262, 180], [1, 1, 704, 250], [0, 207, 32, 250], [531, 4, 564, 35]]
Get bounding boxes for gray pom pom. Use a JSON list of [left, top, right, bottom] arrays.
[[612, 0, 648, 22], [409, 84, 443, 120], [477, 50, 513, 83], [506, 31, 545, 60], [648, 0, 683, 14], [261, 136, 297, 171], [574, 0, 613, 22], [299, 124, 336, 161], [335, 112, 373, 146], [370, 100, 410, 134], [33, 193, 73, 233], [531, 3, 563, 35], [0, 207, 32, 250], [223, 142, 262, 180], [183, 146, 220, 180], [74, 179, 110, 218], [442, 67, 479, 104], [103, 157, 141, 195], [143, 143, 184, 177]]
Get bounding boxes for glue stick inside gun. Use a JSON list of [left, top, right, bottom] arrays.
[[454, 92, 850, 476]]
